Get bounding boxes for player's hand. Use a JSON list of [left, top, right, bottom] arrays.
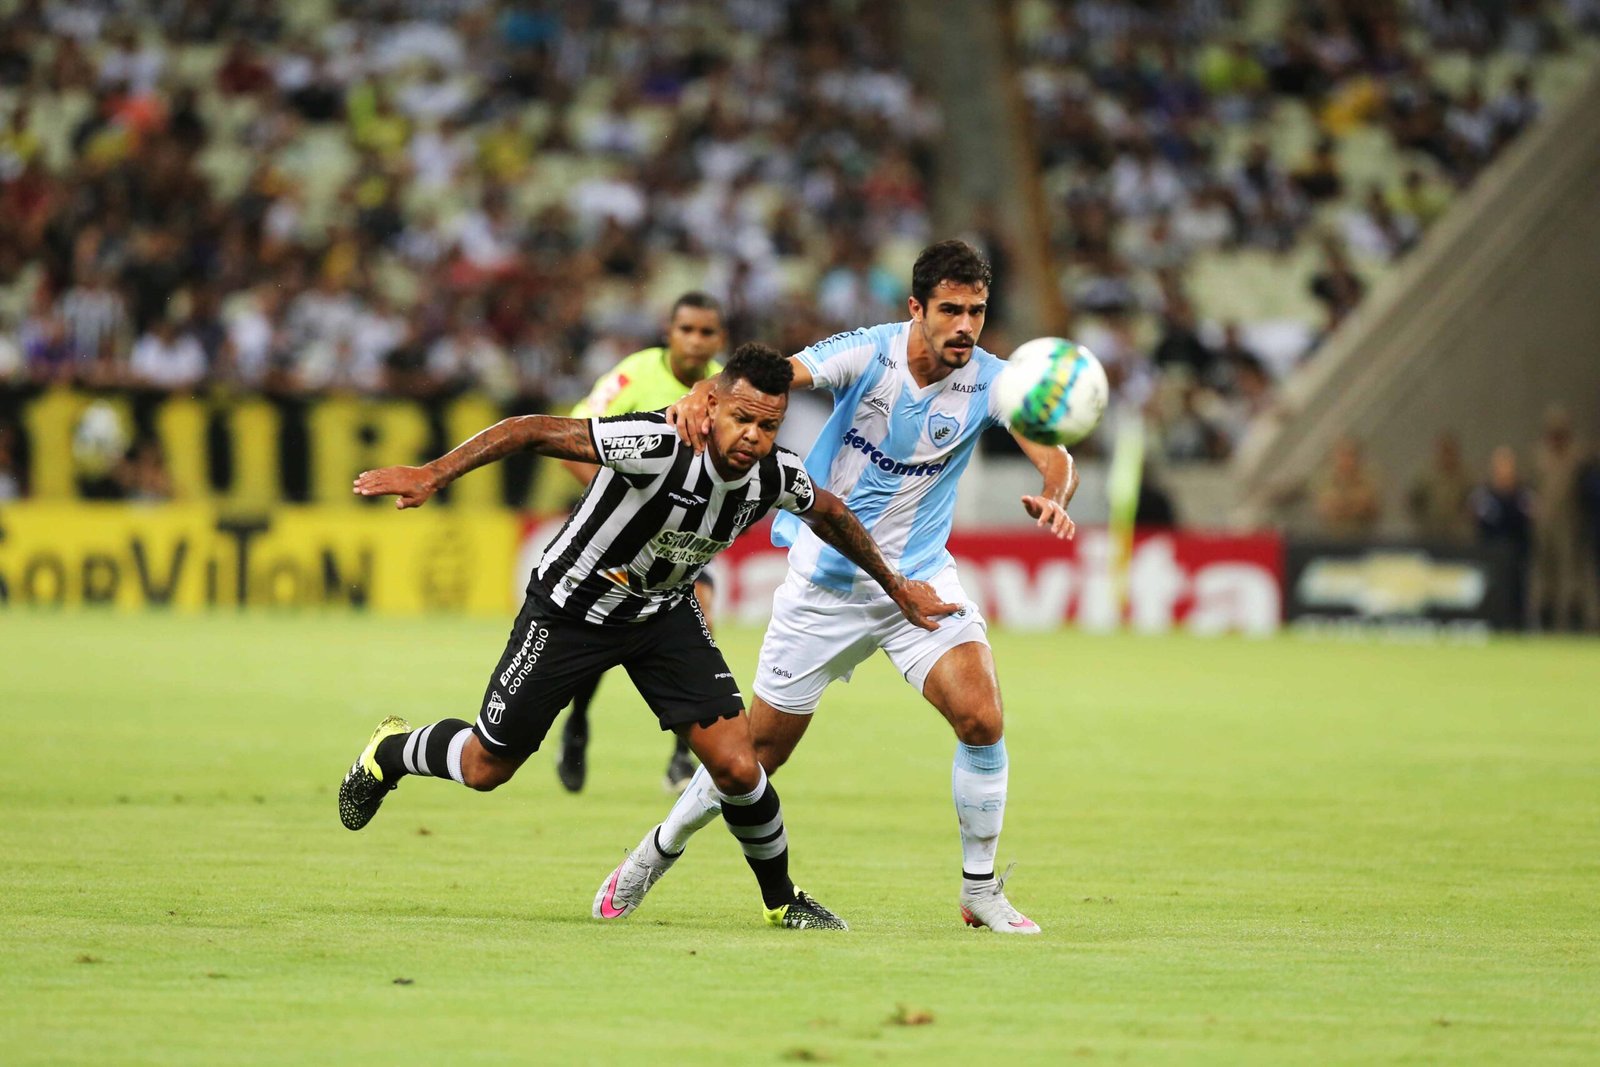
[[891, 579, 963, 632], [663, 381, 714, 451], [354, 465, 439, 509], [1022, 495, 1076, 539]]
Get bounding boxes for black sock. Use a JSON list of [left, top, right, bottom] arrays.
[[720, 773, 792, 909], [375, 719, 472, 783], [653, 826, 683, 859], [562, 675, 600, 747], [672, 732, 691, 758]]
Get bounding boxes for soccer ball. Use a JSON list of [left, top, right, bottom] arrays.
[[995, 337, 1109, 446]]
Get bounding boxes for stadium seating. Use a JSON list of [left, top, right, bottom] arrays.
[[1, 0, 1597, 508]]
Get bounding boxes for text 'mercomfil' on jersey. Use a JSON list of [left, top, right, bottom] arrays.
[[772, 320, 1009, 592], [535, 411, 816, 624]]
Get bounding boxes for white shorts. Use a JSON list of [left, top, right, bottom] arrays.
[[753, 565, 989, 715]]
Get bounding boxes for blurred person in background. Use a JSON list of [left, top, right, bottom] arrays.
[[0, 422, 22, 501], [1135, 460, 1179, 528], [1308, 236, 1366, 345], [0, 322, 22, 385], [553, 292, 728, 796], [1527, 408, 1599, 631], [1408, 431, 1475, 545], [1472, 445, 1533, 628], [1314, 435, 1383, 540], [1581, 442, 1600, 603], [117, 434, 173, 503], [129, 310, 207, 392], [21, 289, 76, 385], [1290, 136, 1345, 205]]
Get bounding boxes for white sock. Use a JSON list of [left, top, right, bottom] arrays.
[[400, 720, 472, 785], [657, 764, 723, 854], [952, 738, 1008, 879], [445, 729, 469, 785]]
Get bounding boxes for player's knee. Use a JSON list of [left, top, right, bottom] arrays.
[[949, 706, 1003, 747], [704, 749, 761, 796]]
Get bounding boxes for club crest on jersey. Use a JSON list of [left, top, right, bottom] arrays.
[[733, 499, 762, 528], [486, 691, 506, 724], [928, 412, 960, 446]]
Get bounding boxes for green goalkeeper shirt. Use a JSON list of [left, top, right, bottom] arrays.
[[569, 346, 723, 419]]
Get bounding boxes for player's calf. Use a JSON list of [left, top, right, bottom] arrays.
[[458, 737, 520, 791]]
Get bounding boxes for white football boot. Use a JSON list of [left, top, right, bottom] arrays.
[[960, 863, 1041, 934], [593, 827, 679, 920]]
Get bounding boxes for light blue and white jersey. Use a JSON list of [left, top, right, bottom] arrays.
[[772, 320, 1008, 592]]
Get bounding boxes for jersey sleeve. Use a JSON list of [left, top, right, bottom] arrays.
[[793, 326, 883, 392], [589, 411, 680, 475], [571, 367, 635, 418], [773, 448, 818, 514]]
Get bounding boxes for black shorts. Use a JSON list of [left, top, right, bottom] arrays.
[[473, 590, 743, 760]]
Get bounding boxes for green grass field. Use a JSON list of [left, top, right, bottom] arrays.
[[2, 614, 1597, 1065]]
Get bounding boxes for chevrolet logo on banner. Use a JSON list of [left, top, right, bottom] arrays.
[[1297, 552, 1488, 616]]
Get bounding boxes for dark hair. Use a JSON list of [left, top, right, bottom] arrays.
[[670, 291, 724, 320], [720, 342, 793, 396], [910, 240, 992, 306]]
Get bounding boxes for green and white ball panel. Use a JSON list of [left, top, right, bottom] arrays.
[[995, 337, 1109, 446]]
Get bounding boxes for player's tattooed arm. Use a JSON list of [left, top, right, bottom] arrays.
[[1013, 435, 1078, 540], [800, 489, 960, 631], [353, 416, 598, 509]]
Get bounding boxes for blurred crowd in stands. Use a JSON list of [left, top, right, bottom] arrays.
[[0, 0, 1595, 514], [1017, 0, 1593, 462], [0, 0, 935, 411]]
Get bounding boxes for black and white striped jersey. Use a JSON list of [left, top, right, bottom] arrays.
[[533, 410, 818, 624]]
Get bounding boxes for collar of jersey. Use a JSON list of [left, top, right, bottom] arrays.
[[699, 447, 756, 488], [898, 321, 972, 401]]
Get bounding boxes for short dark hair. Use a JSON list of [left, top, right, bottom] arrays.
[[670, 291, 724, 320], [720, 342, 792, 396], [910, 240, 992, 306]]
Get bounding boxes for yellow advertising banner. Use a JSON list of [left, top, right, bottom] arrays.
[[0, 503, 518, 615], [13, 387, 513, 508]]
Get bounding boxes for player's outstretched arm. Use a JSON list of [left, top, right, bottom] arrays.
[[799, 489, 960, 631], [354, 415, 598, 509], [1013, 434, 1079, 540], [665, 357, 816, 450]]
